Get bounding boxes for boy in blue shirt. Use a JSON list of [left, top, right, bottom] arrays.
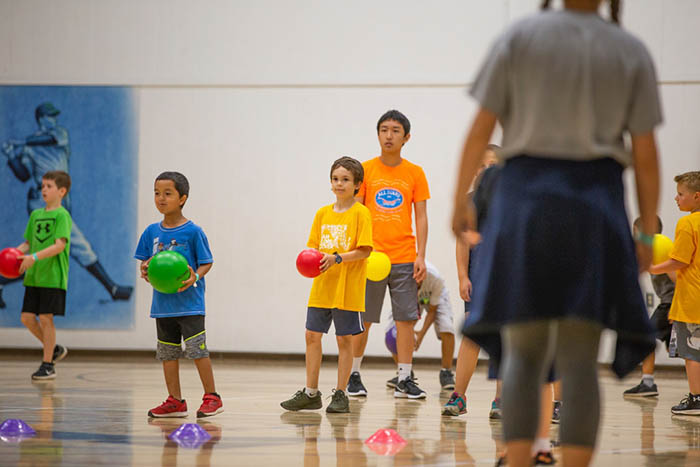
[[135, 172, 222, 418]]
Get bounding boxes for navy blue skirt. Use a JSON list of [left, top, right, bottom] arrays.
[[462, 156, 655, 378]]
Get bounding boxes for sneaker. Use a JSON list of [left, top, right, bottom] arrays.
[[394, 376, 426, 399], [386, 370, 416, 388], [489, 398, 502, 419], [551, 400, 561, 424], [623, 380, 659, 397], [442, 392, 466, 416], [533, 450, 556, 465], [52, 344, 68, 363], [439, 369, 455, 390], [281, 389, 323, 411], [111, 285, 134, 300], [31, 362, 56, 380], [671, 393, 700, 416], [197, 393, 224, 418], [148, 395, 188, 418], [347, 372, 367, 396], [326, 389, 350, 413]]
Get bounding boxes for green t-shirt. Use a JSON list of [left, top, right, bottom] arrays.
[[23, 207, 72, 290]]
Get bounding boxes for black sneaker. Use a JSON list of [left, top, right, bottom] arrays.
[[551, 400, 561, 424], [672, 393, 700, 416], [439, 369, 455, 390], [326, 389, 350, 413], [280, 389, 322, 411], [386, 370, 415, 388], [347, 372, 367, 396], [52, 344, 68, 363], [32, 362, 56, 380], [623, 380, 658, 397], [395, 377, 426, 399]]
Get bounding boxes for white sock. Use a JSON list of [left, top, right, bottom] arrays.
[[305, 387, 318, 397], [642, 374, 654, 386], [532, 437, 550, 454], [352, 357, 363, 373], [398, 363, 412, 382]]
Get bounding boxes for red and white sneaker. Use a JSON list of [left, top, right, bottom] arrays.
[[197, 393, 223, 418], [148, 395, 188, 418]]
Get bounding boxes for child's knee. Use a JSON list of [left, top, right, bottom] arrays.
[[156, 341, 183, 361], [184, 332, 209, 360], [305, 330, 322, 345], [336, 334, 352, 349], [20, 313, 35, 326], [38, 314, 55, 327]]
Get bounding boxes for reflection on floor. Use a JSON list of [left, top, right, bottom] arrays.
[[0, 356, 698, 466]]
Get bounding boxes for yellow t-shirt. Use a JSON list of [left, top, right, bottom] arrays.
[[669, 212, 700, 324], [306, 202, 373, 311], [358, 157, 430, 264]]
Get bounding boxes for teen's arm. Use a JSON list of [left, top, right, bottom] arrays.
[[16, 242, 29, 253], [179, 262, 214, 292], [415, 304, 437, 350], [19, 238, 67, 274], [630, 131, 660, 272], [452, 108, 497, 237], [414, 200, 428, 282], [649, 258, 687, 275], [456, 234, 472, 301], [320, 246, 372, 272]]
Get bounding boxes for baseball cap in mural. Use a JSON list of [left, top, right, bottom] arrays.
[[35, 102, 61, 119]]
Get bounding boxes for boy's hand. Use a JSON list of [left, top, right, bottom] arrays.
[[459, 276, 472, 302], [414, 330, 426, 351], [140, 259, 152, 282], [177, 265, 197, 292], [319, 253, 335, 273], [18, 255, 35, 274], [413, 257, 426, 282]]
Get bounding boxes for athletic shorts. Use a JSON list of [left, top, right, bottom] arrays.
[[650, 303, 672, 348], [363, 263, 418, 323], [386, 288, 454, 337], [22, 286, 66, 316], [306, 307, 364, 336], [155, 315, 208, 361], [669, 321, 700, 363]]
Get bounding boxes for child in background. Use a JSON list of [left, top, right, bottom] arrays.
[[281, 156, 372, 414], [649, 172, 700, 415], [135, 171, 222, 418], [18, 170, 72, 380]]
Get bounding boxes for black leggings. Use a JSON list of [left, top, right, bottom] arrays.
[[501, 318, 602, 447]]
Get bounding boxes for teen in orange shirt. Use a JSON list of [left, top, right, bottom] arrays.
[[348, 110, 431, 399]]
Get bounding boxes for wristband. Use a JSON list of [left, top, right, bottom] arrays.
[[32, 253, 38, 261], [635, 231, 654, 246], [195, 273, 200, 282]]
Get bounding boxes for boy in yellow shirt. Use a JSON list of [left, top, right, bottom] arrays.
[[650, 171, 700, 415], [281, 157, 373, 413]]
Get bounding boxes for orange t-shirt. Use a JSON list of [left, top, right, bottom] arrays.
[[358, 157, 430, 264]]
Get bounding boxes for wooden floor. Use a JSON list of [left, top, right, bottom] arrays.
[[0, 355, 698, 466]]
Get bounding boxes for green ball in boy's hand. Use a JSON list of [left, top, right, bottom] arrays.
[[147, 251, 191, 294]]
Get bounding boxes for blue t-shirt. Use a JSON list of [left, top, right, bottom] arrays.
[[134, 220, 213, 318]]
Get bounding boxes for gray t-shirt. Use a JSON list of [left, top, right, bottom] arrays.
[[651, 273, 675, 305], [471, 10, 662, 166]]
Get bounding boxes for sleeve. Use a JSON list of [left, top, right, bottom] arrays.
[[357, 161, 370, 200], [428, 275, 445, 306], [194, 228, 214, 266], [626, 44, 663, 134], [355, 207, 374, 249], [469, 31, 511, 118], [54, 210, 72, 244], [306, 208, 323, 249], [134, 228, 152, 260], [412, 165, 430, 203], [670, 217, 696, 265]]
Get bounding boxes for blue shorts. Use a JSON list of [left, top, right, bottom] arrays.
[[306, 307, 365, 336]]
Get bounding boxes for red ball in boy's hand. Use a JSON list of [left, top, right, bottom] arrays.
[[0, 247, 23, 279], [296, 249, 323, 278]]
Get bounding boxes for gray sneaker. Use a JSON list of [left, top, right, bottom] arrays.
[[623, 380, 659, 397], [386, 370, 416, 388], [326, 389, 350, 413], [395, 377, 427, 399], [439, 369, 455, 390], [31, 362, 56, 380], [347, 372, 367, 396], [281, 389, 322, 411], [52, 344, 68, 363]]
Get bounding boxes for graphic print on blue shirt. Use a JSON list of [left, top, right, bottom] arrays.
[[134, 221, 213, 318]]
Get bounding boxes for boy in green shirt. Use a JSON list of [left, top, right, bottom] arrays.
[[16, 170, 72, 380]]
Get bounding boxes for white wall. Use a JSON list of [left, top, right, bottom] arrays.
[[1, 0, 699, 365]]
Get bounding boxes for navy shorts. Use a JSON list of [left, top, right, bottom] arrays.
[[306, 307, 365, 336], [22, 286, 66, 316]]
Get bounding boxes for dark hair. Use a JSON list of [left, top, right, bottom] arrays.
[[42, 170, 71, 193], [541, 0, 620, 24], [633, 215, 662, 234], [674, 171, 700, 193], [155, 171, 190, 206], [377, 110, 411, 135], [330, 156, 364, 195]]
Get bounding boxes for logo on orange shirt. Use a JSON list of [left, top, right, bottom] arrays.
[[375, 188, 403, 211]]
